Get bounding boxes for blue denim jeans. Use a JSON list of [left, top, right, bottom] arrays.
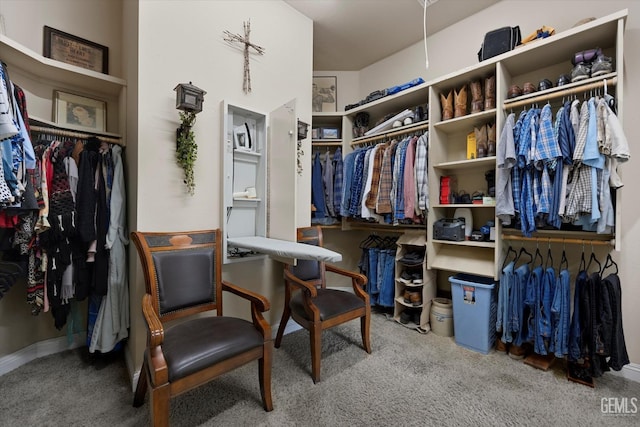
[[377, 249, 396, 307], [551, 268, 570, 357], [509, 264, 530, 346], [367, 247, 379, 305], [497, 261, 515, 340]]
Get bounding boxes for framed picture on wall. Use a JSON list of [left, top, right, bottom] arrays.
[[53, 91, 106, 132], [43, 26, 109, 74], [312, 76, 337, 112]]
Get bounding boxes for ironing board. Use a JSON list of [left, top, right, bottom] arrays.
[[227, 236, 342, 264]]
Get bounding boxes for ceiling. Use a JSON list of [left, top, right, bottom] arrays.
[[284, 0, 501, 71]]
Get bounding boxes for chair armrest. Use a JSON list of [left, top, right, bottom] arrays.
[[222, 280, 270, 312], [325, 264, 368, 299], [283, 269, 318, 298], [221, 281, 272, 339], [142, 293, 164, 348]]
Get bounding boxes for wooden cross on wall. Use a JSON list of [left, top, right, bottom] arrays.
[[223, 20, 265, 94]]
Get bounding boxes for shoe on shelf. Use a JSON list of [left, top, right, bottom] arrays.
[[403, 290, 421, 306], [507, 85, 522, 99], [411, 272, 423, 284], [570, 62, 591, 83], [556, 74, 571, 87], [400, 251, 424, 266], [411, 309, 421, 325], [400, 310, 412, 324], [537, 78, 553, 91], [591, 55, 613, 77], [522, 82, 536, 95], [399, 270, 413, 284]]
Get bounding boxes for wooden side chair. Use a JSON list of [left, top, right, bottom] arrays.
[[131, 229, 273, 426], [274, 226, 371, 383]]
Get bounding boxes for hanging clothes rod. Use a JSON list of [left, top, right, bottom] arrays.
[[502, 234, 614, 247], [503, 76, 617, 110], [30, 125, 124, 146], [350, 122, 429, 147]]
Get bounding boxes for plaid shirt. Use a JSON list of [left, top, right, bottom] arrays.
[[534, 104, 560, 216], [332, 148, 343, 215], [415, 133, 428, 211], [376, 140, 398, 214], [365, 142, 386, 209], [518, 109, 538, 236], [348, 149, 367, 216], [339, 150, 358, 216], [511, 110, 528, 214], [392, 138, 409, 222], [565, 102, 592, 220]]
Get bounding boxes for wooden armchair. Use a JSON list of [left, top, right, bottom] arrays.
[[274, 226, 371, 383], [131, 229, 273, 426]]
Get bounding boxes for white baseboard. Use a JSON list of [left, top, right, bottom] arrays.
[[0, 333, 85, 376], [610, 362, 640, 383]]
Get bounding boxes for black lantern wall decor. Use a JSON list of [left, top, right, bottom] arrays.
[[174, 82, 207, 113], [174, 82, 206, 196]]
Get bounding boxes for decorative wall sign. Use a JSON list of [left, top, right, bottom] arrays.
[[53, 91, 106, 132], [312, 76, 337, 112], [43, 26, 109, 74]]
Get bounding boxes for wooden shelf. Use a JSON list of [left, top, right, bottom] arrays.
[[433, 156, 496, 170], [432, 239, 495, 248], [0, 34, 126, 97], [428, 244, 495, 277], [432, 109, 496, 134]]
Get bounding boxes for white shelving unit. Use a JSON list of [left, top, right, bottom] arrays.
[[427, 9, 627, 278], [0, 34, 126, 140]]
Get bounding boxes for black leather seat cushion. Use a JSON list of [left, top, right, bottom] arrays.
[[291, 288, 365, 321], [161, 316, 264, 382]]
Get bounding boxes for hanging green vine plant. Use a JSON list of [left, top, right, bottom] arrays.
[[176, 111, 198, 195]]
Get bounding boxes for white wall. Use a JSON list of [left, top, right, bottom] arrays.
[[356, 0, 640, 365], [131, 0, 313, 369], [0, 0, 123, 77]]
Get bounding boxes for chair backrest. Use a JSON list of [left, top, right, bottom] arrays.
[[288, 226, 326, 288], [131, 229, 222, 322]]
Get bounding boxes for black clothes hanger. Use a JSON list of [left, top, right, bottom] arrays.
[[560, 247, 569, 271], [579, 242, 586, 272], [545, 242, 554, 270], [586, 251, 601, 274], [601, 253, 618, 275], [515, 245, 533, 266], [533, 245, 544, 268], [502, 245, 517, 269]]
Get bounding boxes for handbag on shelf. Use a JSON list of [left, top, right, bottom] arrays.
[[477, 26, 522, 62]]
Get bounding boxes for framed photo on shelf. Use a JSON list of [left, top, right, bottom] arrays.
[[233, 123, 253, 151], [53, 91, 106, 132], [312, 76, 337, 112], [321, 127, 339, 139], [43, 26, 109, 74]]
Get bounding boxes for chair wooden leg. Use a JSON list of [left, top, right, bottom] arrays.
[[310, 323, 322, 383], [133, 359, 148, 407], [259, 343, 274, 411], [150, 383, 170, 427], [274, 304, 291, 348], [361, 314, 372, 354]]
